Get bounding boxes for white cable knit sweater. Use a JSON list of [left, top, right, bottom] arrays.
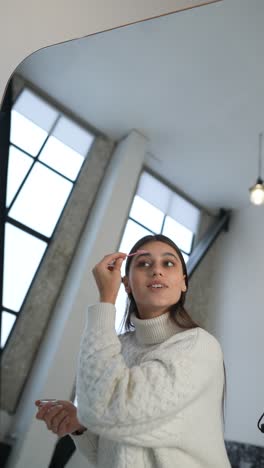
[[71, 303, 231, 467]]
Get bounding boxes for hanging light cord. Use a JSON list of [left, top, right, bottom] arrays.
[[258, 132, 263, 180]]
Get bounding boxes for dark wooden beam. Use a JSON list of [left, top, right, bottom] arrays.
[[0, 78, 12, 351], [187, 208, 231, 278]]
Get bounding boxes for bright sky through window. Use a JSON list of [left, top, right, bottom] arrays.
[[9, 163, 73, 237], [6, 146, 33, 207], [10, 110, 48, 156], [3, 223, 47, 311], [39, 136, 84, 180], [1, 86, 95, 349]]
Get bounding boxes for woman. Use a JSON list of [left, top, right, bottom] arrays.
[[36, 234, 231, 467]]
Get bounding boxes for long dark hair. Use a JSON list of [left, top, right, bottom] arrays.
[[119, 234, 227, 429]]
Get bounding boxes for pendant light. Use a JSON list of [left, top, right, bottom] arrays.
[[249, 133, 264, 205]]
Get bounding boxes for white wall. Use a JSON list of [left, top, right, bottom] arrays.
[[206, 206, 264, 447], [6, 130, 147, 468], [0, 0, 219, 105]]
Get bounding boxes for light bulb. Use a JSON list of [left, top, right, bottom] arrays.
[[249, 182, 264, 205]]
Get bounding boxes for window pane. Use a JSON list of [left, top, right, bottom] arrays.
[[9, 162, 73, 237], [168, 193, 200, 233], [3, 223, 47, 311], [39, 136, 84, 180], [13, 88, 59, 133], [1, 311, 16, 348], [10, 110, 48, 157], [53, 116, 94, 157], [129, 195, 164, 233], [6, 146, 34, 207], [162, 216, 193, 254], [115, 287, 128, 335], [137, 171, 171, 213]]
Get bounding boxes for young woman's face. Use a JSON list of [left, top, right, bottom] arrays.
[[124, 241, 187, 319]]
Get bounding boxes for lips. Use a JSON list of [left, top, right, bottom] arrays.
[[147, 281, 168, 288]]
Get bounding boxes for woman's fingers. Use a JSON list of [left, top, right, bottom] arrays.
[[35, 402, 64, 427], [36, 401, 60, 420], [102, 252, 127, 262], [93, 252, 126, 274], [108, 256, 125, 271], [57, 416, 71, 437], [92, 252, 127, 303], [35, 400, 80, 436], [49, 409, 68, 433], [43, 406, 64, 430], [107, 261, 125, 271], [101, 252, 127, 269]]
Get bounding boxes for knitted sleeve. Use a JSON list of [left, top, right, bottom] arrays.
[[76, 303, 224, 448], [70, 428, 98, 466]]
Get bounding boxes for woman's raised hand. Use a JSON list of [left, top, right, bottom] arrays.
[[35, 399, 85, 437], [92, 252, 127, 304]]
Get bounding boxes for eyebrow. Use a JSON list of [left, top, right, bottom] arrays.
[[135, 252, 180, 262]]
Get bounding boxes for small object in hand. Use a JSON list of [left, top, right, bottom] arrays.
[[38, 399, 58, 406], [127, 249, 148, 257], [107, 250, 148, 270]]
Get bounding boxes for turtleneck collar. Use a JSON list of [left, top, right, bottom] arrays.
[[130, 311, 184, 345]]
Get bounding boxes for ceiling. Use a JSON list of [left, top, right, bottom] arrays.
[[16, 0, 264, 213]]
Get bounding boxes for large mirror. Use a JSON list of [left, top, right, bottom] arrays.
[[1, 0, 264, 466]]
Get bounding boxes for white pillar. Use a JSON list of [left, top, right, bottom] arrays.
[[7, 129, 147, 468]]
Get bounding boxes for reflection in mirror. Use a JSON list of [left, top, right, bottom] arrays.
[[3, 223, 47, 312], [1, 0, 264, 467], [1, 84, 95, 346]]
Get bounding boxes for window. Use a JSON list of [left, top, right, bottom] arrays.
[[1, 87, 95, 349], [115, 171, 200, 333]]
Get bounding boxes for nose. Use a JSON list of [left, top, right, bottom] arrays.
[[152, 271, 162, 276], [151, 264, 163, 276]]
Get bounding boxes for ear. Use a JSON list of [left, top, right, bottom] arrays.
[[181, 275, 187, 292], [122, 276, 131, 294]]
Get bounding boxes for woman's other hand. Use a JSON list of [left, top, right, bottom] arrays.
[[35, 399, 85, 437], [92, 252, 126, 304]]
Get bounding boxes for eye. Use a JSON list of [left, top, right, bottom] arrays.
[[164, 260, 175, 267], [137, 260, 151, 268]]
